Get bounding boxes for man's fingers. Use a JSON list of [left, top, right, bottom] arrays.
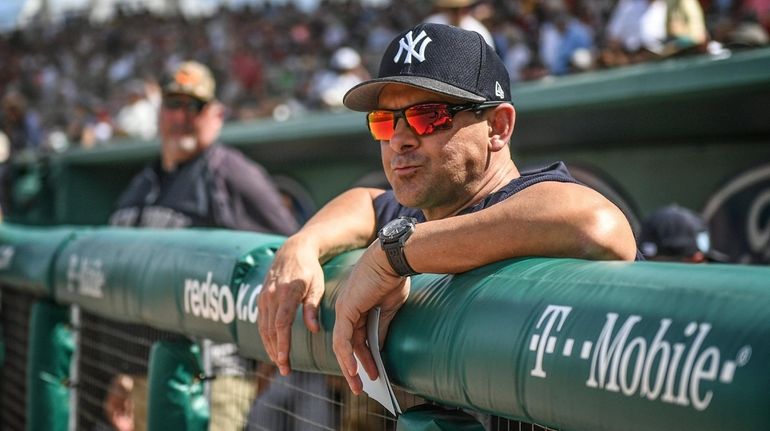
[[344, 365, 363, 395], [257, 287, 277, 363], [303, 303, 320, 333], [336, 348, 362, 396], [334, 342, 364, 395], [257, 312, 272, 361], [352, 330, 378, 381], [302, 277, 324, 333], [255, 239, 329, 375], [333, 307, 363, 394], [337, 346, 363, 395], [274, 294, 302, 375]]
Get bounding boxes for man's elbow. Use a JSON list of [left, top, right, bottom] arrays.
[[581, 207, 637, 261]]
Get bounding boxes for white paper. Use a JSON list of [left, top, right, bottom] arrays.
[[354, 307, 402, 416]]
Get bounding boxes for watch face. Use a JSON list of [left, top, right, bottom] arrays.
[[382, 218, 410, 239]]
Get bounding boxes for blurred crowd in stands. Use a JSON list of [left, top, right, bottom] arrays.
[[0, 0, 768, 158]]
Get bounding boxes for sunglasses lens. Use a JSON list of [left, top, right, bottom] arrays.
[[367, 104, 457, 140], [367, 111, 395, 140], [164, 98, 204, 113], [405, 104, 452, 136]]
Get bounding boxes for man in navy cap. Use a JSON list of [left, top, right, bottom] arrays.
[[639, 204, 726, 263], [257, 24, 638, 394]]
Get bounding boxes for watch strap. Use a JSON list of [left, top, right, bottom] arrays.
[[383, 243, 418, 277]]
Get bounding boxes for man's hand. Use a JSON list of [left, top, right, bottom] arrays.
[[258, 236, 325, 376], [332, 241, 410, 395], [104, 373, 135, 431]]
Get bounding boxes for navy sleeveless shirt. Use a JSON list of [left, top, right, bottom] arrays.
[[373, 161, 642, 260], [374, 161, 578, 230]]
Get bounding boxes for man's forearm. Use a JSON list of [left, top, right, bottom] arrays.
[[258, 187, 385, 375], [402, 182, 637, 274], [293, 187, 385, 263]]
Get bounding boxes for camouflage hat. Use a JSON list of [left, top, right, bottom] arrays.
[[164, 61, 216, 102]]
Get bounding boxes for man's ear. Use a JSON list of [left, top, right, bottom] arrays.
[[488, 103, 515, 152]]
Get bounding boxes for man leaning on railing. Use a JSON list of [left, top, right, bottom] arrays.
[[256, 23, 638, 395]]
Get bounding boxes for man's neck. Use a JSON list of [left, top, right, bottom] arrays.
[[422, 160, 519, 221], [161, 143, 204, 172]]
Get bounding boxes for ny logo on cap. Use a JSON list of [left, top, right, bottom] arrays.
[[394, 30, 432, 64]]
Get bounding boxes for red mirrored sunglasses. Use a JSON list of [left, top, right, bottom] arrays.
[[366, 101, 502, 141]]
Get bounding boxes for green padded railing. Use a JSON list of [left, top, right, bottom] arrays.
[[50, 226, 284, 341], [2, 224, 769, 431], [0, 224, 78, 296]]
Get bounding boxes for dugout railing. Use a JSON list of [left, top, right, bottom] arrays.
[[1, 223, 769, 430]]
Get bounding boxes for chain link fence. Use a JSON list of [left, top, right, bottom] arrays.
[[0, 288, 34, 431]]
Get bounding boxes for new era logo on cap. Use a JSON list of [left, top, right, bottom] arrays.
[[343, 23, 511, 112]]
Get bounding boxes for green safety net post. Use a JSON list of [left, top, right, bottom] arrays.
[[397, 405, 485, 431], [25, 300, 73, 431], [146, 340, 209, 431]]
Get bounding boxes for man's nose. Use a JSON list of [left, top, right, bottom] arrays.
[[163, 109, 195, 124], [388, 117, 418, 153]]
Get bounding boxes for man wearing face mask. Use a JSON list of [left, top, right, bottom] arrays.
[[108, 61, 299, 430]]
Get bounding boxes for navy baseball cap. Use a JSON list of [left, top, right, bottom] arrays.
[[638, 205, 727, 261], [343, 23, 511, 112]]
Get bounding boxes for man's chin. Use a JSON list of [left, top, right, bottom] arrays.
[[392, 188, 424, 209], [179, 136, 197, 152], [165, 136, 198, 153]]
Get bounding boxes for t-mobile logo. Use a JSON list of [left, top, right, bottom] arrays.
[[530, 304, 572, 378]]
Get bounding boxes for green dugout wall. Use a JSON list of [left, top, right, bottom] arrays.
[[2, 225, 770, 430], [7, 48, 770, 261]]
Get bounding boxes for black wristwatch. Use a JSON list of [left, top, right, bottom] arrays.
[[378, 216, 419, 277]]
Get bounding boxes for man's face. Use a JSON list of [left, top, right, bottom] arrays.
[[159, 94, 221, 153], [377, 84, 491, 217]]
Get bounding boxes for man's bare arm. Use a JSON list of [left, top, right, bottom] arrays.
[[258, 187, 384, 376], [406, 181, 637, 272], [333, 182, 636, 393]]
